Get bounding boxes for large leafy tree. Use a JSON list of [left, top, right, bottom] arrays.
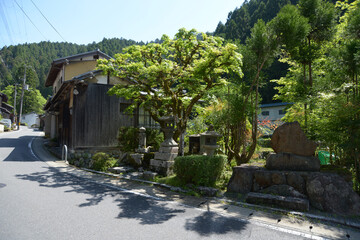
[[97, 28, 243, 154], [273, 0, 336, 132], [210, 19, 279, 165], [2, 85, 46, 115]]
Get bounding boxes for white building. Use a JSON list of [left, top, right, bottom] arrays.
[[258, 102, 292, 122], [21, 112, 40, 127]]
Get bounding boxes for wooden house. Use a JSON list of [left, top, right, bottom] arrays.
[[0, 92, 14, 120], [44, 50, 157, 150]]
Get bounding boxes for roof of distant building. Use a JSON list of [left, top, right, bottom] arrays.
[[260, 102, 292, 108]]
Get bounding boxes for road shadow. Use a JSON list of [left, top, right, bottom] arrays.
[[115, 194, 185, 225], [0, 136, 41, 162], [184, 210, 247, 236], [15, 167, 185, 225]]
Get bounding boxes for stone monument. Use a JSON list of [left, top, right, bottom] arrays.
[[227, 121, 360, 215], [150, 116, 179, 176], [200, 125, 220, 156], [130, 127, 149, 167], [266, 121, 320, 171]]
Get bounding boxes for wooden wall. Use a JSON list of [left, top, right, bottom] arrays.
[[72, 83, 135, 149]]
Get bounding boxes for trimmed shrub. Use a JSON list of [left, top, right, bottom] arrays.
[[91, 152, 117, 172], [174, 155, 227, 187]]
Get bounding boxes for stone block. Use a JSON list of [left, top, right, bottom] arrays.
[[259, 184, 307, 199], [266, 153, 320, 171], [271, 172, 287, 185], [129, 153, 144, 167], [142, 171, 158, 181], [108, 166, 135, 174], [159, 146, 179, 153], [286, 172, 306, 194], [150, 159, 174, 168], [227, 165, 261, 194], [306, 173, 360, 216], [254, 171, 272, 188], [246, 192, 309, 212], [271, 121, 317, 156], [154, 152, 178, 161], [149, 159, 175, 176]]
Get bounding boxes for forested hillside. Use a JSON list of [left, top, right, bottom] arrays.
[[0, 38, 141, 98], [0, 0, 346, 103], [214, 0, 341, 103]]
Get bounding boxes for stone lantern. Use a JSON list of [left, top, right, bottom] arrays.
[[130, 127, 148, 168], [150, 116, 179, 176], [200, 125, 220, 156], [136, 127, 149, 153]]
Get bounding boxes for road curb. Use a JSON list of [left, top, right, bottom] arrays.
[[79, 167, 360, 230], [32, 136, 360, 231]]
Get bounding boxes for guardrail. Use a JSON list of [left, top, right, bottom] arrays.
[[62, 145, 68, 163]]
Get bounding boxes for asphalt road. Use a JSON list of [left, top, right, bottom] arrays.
[[0, 127, 318, 239]]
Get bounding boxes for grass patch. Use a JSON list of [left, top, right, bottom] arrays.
[[155, 175, 185, 187]]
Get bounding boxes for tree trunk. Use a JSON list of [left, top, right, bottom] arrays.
[[179, 129, 185, 156]]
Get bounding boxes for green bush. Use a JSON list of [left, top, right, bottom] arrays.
[[91, 152, 117, 172], [174, 155, 227, 187], [258, 137, 271, 148], [118, 127, 138, 152], [118, 127, 164, 152]]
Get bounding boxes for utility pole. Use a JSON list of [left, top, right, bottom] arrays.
[[18, 65, 26, 130], [14, 83, 17, 128]]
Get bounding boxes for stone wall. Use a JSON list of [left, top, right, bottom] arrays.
[[68, 148, 122, 169], [227, 165, 360, 216]]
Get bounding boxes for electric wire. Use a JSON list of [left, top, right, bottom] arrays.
[[14, 0, 48, 41], [30, 0, 66, 42], [0, 1, 14, 45]]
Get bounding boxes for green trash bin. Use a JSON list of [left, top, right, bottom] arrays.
[[318, 150, 333, 165]]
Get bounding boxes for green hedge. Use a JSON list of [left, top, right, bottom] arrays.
[[91, 152, 117, 172], [174, 155, 227, 187]]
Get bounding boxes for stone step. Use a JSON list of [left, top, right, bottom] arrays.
[[245, 192, 309, 212], [108, 166, 135, 174]]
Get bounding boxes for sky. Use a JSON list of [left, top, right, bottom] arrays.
[[0, 0, 244, 48]]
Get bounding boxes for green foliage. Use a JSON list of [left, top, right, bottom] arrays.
[[214, 0, 298, 43], [273, 0, 360, 190], [0, 38, 140, 98], [91, 152, 117, 172], [270, 4, 310, 54], [117, 127, 163, 152], [174, 155, 227, 187], [2, 85, 46, 114], [209, 18, 279, 165], [258, 137, 271, 148], [117, 127, 138, 152], [99, 28, 243, 143]]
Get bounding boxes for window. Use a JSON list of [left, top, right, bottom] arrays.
[[138, 107, 159, 129], [279, 109, 286, 115], [261, 111, 269, 116]]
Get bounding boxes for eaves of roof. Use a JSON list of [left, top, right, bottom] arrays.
[[260, 102, 293, 108]]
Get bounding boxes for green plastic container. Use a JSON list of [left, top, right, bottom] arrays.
[[318, 150, 334, 165]]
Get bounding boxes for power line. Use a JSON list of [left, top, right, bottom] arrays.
[[14, 0, 48, 41], [30, 0, 66, 42], [0, 1, 14, 44]]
